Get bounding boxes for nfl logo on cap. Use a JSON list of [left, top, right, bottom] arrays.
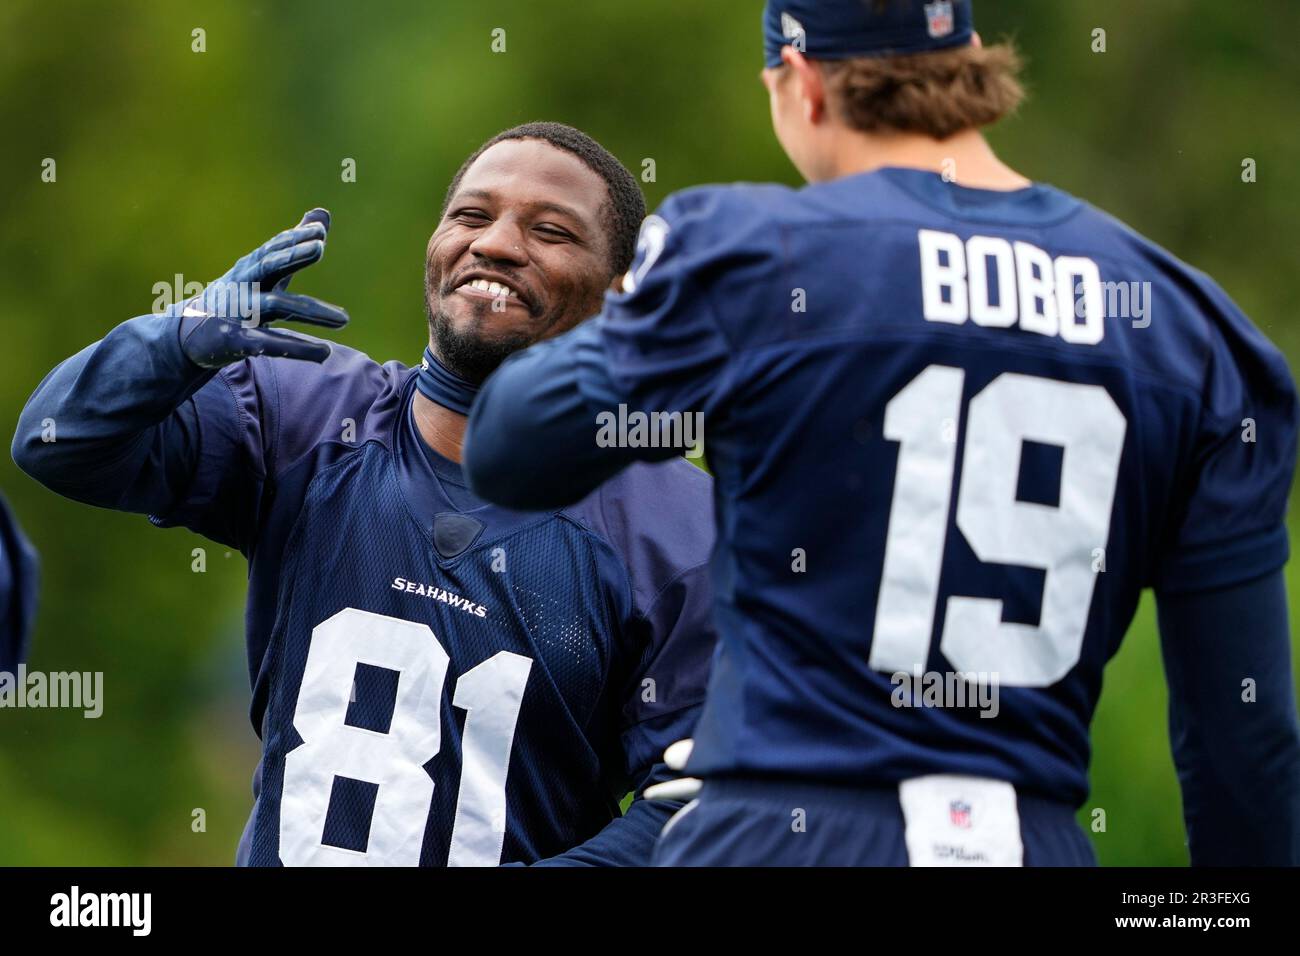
[[924, 0, 955, 39], [762, 0, 975, 69]]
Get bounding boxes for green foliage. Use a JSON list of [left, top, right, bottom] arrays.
[[0, 0, 1295, 865]]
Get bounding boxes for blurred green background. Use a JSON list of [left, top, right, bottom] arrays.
[[0, 0, 1296, 865]]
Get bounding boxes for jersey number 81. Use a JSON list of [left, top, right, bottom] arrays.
[[280, 607, 532, 866]]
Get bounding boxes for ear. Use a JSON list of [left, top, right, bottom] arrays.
[[781, 47, 826, 124], [972, 31, 983, 49]]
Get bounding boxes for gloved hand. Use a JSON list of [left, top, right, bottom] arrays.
[[179, 207, 349, 368]]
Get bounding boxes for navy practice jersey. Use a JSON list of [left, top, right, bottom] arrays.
[[13, 318, 714, 865], [468, 167, 1298, 808]]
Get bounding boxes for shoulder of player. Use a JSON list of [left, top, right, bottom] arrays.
[[658, 181, 798, 245], [1062, 199, 1223, 302], [560, 459, 714, 607], [662, 176, 931, 246], [1077, 201, 1283, 352], [1057, 200, 1296, 412], [221, 337, 415, 471], [562, 457, 713, 540], [665, 180, 796, 210]]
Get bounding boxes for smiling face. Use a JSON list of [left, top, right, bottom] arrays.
[[425, 138, 617, 382]]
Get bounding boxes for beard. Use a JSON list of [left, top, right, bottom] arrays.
[[426, 302, 538, 385]]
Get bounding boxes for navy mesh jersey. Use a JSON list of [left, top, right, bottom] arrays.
[[152, 346, 715, 865]]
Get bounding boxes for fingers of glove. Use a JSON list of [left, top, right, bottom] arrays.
[[257, 291, 350, 329], [259, 221, 329, 257], [223, 226, 326, 285], [255, 238, 326, 289], [275, 212, 332, 289], [247, 210, 331, 287], [295, 207, 331, 233], [237, 326, 332, 363]]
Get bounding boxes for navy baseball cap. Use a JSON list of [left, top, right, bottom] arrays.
[[763, 0, 975, 68]]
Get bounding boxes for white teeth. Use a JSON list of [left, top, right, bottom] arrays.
[[461, 278, 518, 299]]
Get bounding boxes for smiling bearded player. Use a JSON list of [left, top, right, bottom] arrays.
[[13, 122, 716, 866]]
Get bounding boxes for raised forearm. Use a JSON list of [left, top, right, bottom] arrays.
[[12, 310, 213, 512]]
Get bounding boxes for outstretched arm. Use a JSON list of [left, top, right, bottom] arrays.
[[465, 323, 662, 510], [467, 189, 757, 510], [13, 309, 219, 514], [12, 209, 347, 536]]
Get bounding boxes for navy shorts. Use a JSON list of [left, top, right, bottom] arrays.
[[653, 777, 1097, 866]]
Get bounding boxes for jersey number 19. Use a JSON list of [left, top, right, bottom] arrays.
[[871, 366, 1126, 686]]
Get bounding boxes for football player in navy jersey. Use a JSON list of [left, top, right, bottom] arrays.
[[13, 122, 716, 866], [464, 3, 1300, 865]]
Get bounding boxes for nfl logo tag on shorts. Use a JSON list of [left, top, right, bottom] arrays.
[[924, 1, 955, 39], [899, 775, 1024, 866], [949, 799, 971, 828]]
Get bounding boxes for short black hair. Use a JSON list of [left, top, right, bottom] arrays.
[[440, 121, 646, 276]]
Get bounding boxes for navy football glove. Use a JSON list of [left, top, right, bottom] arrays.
[[179, 207, 349, 368]]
